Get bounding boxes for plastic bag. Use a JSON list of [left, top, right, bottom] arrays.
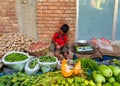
[[2, 51, 31, 72], [41, 65, 51, 73], [57, 60, 75, 70], [97, 39, 113, 51], [90, 38, 113, 51], [38, 56, 58, 72], [24, 58, 40, 75], [3, 67, 18, 75]]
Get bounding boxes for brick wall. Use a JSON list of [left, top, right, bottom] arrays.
[[0, 0, 76, 44], [0, 0, 18, 33], [36, 0, 76, 44]]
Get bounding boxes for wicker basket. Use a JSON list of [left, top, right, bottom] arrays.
[[28, 45, 50, 57]]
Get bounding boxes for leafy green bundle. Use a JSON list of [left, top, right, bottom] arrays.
[[74, 58, 99, 71]]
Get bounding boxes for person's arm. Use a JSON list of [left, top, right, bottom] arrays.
[[51, 32, 60, 49], [51, 32, 57, 44], [52, 40, 59, 46]]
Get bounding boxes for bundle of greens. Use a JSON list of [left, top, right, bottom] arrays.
[[74, 58, 99, 71]]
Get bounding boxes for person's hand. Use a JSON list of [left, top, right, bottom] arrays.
[[55, 42, 58, 45], [56, 45, 61, 49]]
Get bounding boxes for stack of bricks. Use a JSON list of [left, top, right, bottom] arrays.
[[0, 0, 18, 33]]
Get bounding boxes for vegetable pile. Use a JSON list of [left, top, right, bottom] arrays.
[[0, 71, 87, 86], [0, 57, 120, 86], [24, 58, 39, 75], [28, 41, 50, 56], [39, 55, 56, 62], [5, 53, 28, 62], [0, 33, 34, 59], [37, 55, 58, 73], [90, 65, 120, 86], [74, 58, 99, 71], [29, 59, 38, 68], [112, 58, 120, 66]]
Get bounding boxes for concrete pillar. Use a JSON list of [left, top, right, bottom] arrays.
[[16, 0, 38, 41]]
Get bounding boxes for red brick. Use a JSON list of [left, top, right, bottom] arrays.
[[47, 13, 59, 17], [70, 0, 76, 2], [37, 13, 48, 17], [0, 1, 18, 33], [59, 6, 69, 10], [47, 6, 59, 10], [65, 10, 76, 13], [48, 0, 59, 2]]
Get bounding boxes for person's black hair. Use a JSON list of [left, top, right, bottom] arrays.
[[61, 24, 69, 33]]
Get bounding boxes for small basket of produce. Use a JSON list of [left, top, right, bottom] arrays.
[[25, 58, 39, 75], [2, 51, 31, 72], [37, 55, 58, 73], [28, 41, 50, 57]]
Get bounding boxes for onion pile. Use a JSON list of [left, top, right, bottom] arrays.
[[0, 33, 34, 59], [28, 41, 50, 56]]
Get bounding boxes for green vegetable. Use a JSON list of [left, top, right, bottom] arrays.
[[5, 53, 28, 62], [104, 83, 112, 86], [108, 65, 120, 76], [39, 55, 56, 62], [116, 73, 120, 83], [29, 59, 38, 68], [107, 77, 115, 84], [98, 65, 112, 77], [75, 58, 98, 71], [66, 78, 74, 85], [12, 82, 20, 86], [112, 59, 120, 66], [113, 82, 120, 86], [0, 82, 5, 86], [92, 71, 105, 84]]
